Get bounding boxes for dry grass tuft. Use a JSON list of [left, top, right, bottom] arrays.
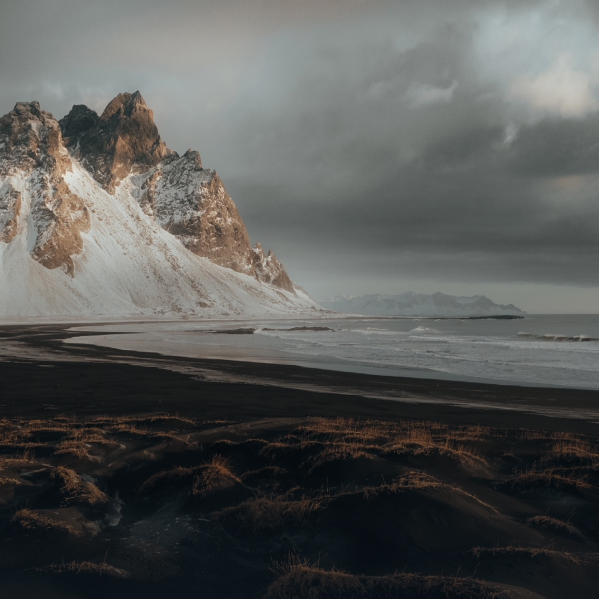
[[0, 476, 21, 485], [470, 545, 586, 565], [527, 515, 585, 539], [265, 554, 506, 599], [506, 465, 595, 492], [215, 491, 325, 532], [53, 466, 109, 506], [11, 508, 78, 535], [193, 455, 241, 497], [548, 438, 599, 464], [362, 471, 498, 513], [363, 471, 441, 500], [0, 449, 37, 468], [304, 441, 375, 473], [53, 439, 93, 460], [36, 560, 128, 577], [288, 418, 488, 472]]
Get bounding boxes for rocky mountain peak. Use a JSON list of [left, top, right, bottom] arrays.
[[100, 90, 148, 121], [0, 101, 69, 177], [59, 104, 99, 139], [61, 91, 174, 193], [0, 101, 90, 276], [183, 148, 202, 168]]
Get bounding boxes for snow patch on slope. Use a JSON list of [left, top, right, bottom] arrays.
[[0, 160, 319, 317]]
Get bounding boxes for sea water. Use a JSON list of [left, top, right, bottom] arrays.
[[67, 314, 599, 390]]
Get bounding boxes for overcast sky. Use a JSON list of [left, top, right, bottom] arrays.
[[2, 0, 599, 312]]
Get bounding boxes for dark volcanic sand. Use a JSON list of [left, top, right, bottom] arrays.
[[1, 323, 599, 599]]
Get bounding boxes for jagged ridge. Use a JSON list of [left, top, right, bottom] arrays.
[[0, 94, 315, 317], [58, 92, 294, 292]]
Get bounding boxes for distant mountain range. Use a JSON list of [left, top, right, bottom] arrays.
[[319, 292, 525, 316]]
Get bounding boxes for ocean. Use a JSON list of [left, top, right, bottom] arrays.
[[67, 314, 599, 391]]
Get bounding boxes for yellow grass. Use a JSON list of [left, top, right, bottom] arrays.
[[266, 554, 507, 599], [193, 455, 241, 496], [53, 466, 109, 506], [362, 471, 499, 513], [470, 546, 586, 565], [36, 560, 128, 577], [215, 492, 325, 532], [507, 465, 595, 492], [11, 508, 78, 535], [0, 476, 21, 485], [527, 515, 585, 539], [288, 418, 488, 470]]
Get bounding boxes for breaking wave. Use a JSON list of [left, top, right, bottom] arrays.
[[518, 332, 598, 342], [409, 327, 441, 334]]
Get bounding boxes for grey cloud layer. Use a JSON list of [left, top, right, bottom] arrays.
[[1, 0, 598, 304]]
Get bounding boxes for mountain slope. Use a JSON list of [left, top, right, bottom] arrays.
[[59, 92, 295, 292], [0, 97, 317, 318], [319, 292, 524, 316]]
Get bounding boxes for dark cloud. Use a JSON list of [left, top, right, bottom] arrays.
[[508, 116, 599, 177]]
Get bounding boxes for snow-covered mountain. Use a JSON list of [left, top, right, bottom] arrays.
[[0, 93, 318, 317], [319, 292, 524, 316]]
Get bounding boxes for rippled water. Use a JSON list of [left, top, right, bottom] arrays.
[[69, 314, 599, 390]]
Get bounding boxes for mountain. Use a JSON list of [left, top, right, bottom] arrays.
[[319, 292, 525, 316], [0, 93, 317, 317]]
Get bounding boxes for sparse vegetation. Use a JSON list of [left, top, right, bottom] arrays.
[[36, 561, 128, 577], [215, 491, 325, 531], [265, 554, 507, 599], [1, 413, 598, 598], [193, 455, 241, 496], [527, 515, 585, 539], [53, 466, 109, 506], [506, 464, 595, 492], [11, 508, 78, 535], [470, 546, 586, 565]]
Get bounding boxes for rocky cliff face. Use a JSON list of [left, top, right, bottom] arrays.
[[57, 91, 294, 291], [130, 151, 255, 276], [60, 92, 173, 194], [0, 101, 90, 276]]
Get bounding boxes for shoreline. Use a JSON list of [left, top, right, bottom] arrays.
[[63, 328, 599, 393], [0, 323, 598, 431], [59, 315, 599, 393]]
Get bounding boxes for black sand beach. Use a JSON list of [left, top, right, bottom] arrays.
[[1, 323, 599, 598]]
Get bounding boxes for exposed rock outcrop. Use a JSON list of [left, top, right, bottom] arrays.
[[0, 183, 21, 243], [252, 244, 295, 293], [61, 92, 174, 194], [0, 101, 90, 275], [131, 151, 255, 274], [59, 104, 99, 139]]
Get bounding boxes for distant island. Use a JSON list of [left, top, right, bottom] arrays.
[[319, 292, 525, 317]]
